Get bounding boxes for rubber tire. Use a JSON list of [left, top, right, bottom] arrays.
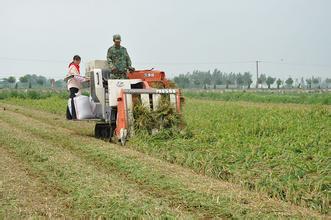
[[95, 123, 111, 140]]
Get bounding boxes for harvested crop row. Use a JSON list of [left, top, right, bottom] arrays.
[[0, 105, 325, 218], [0, 147, 67, 218], [0, 120, 186, 218], [2, 97, 330, 213], [0, 110, 251, 218]]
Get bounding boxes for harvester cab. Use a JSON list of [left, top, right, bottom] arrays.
[[85, 60, 183, 145]]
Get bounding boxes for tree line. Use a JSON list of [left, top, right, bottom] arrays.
[[0, 74, 65, 89], [174, 69, 331, 89], [1, 70, 330, 90]]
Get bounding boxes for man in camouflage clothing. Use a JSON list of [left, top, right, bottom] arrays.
[[107, 34, 135, 79]]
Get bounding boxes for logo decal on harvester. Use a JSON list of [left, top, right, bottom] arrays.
[[116, 81, 125, 87], [144, 73, 155, 77]]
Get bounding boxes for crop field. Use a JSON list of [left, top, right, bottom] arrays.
[[0, 90, 330, 218], [184, 90, 331, 105]]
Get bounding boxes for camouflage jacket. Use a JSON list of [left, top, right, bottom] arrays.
[[107, 45, 132, 74]]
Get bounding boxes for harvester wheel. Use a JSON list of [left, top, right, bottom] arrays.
[[95, 123, 112, 140]]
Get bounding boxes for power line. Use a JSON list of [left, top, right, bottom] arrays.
[[0, 56, 330, 69], [135, 61, 255, 65], [260, 61, 331, 68], [0, 57, 255, 65]]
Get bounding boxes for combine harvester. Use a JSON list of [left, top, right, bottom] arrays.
[[77, 60, 184, 145]]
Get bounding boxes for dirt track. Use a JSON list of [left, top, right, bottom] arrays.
[[0, 103, 326, 218]]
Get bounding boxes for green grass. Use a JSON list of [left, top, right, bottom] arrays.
[[0, 89, 67, 100], [0, 120, 178, 218], [1, 90, 330, 214], [1, 105, 312, 218], [184, 90, 331, 105], [131, 99, 330, 213], [0, 118, 234, 218], [4, 96, 67, 114]]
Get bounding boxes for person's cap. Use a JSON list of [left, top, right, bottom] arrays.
[[113, 34, 121, 41]]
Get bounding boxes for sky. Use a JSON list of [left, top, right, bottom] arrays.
[[0, 0, 330, 80]]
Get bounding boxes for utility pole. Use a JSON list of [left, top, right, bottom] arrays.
[[255, 60, 259, 89]]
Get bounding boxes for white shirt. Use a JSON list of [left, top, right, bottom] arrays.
[[67, 64, 81, 90]]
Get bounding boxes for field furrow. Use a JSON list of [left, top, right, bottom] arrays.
[[0, 119, 188, 218], [0, 104, 325, 218], [0, 146, 69, 218], [3, 99, 330, 214]]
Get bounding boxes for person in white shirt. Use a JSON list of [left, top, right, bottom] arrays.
[[65, 55, 84, 120]]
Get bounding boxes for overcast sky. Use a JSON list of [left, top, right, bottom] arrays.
[[0, 0, 330, 80]]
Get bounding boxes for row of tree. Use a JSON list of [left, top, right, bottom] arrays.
[[173, 69, 331, 89], [0, 74, 65, 89], [1, 70, 330, 90]]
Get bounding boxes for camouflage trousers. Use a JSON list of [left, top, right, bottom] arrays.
[[110, 71, 128, 79]]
